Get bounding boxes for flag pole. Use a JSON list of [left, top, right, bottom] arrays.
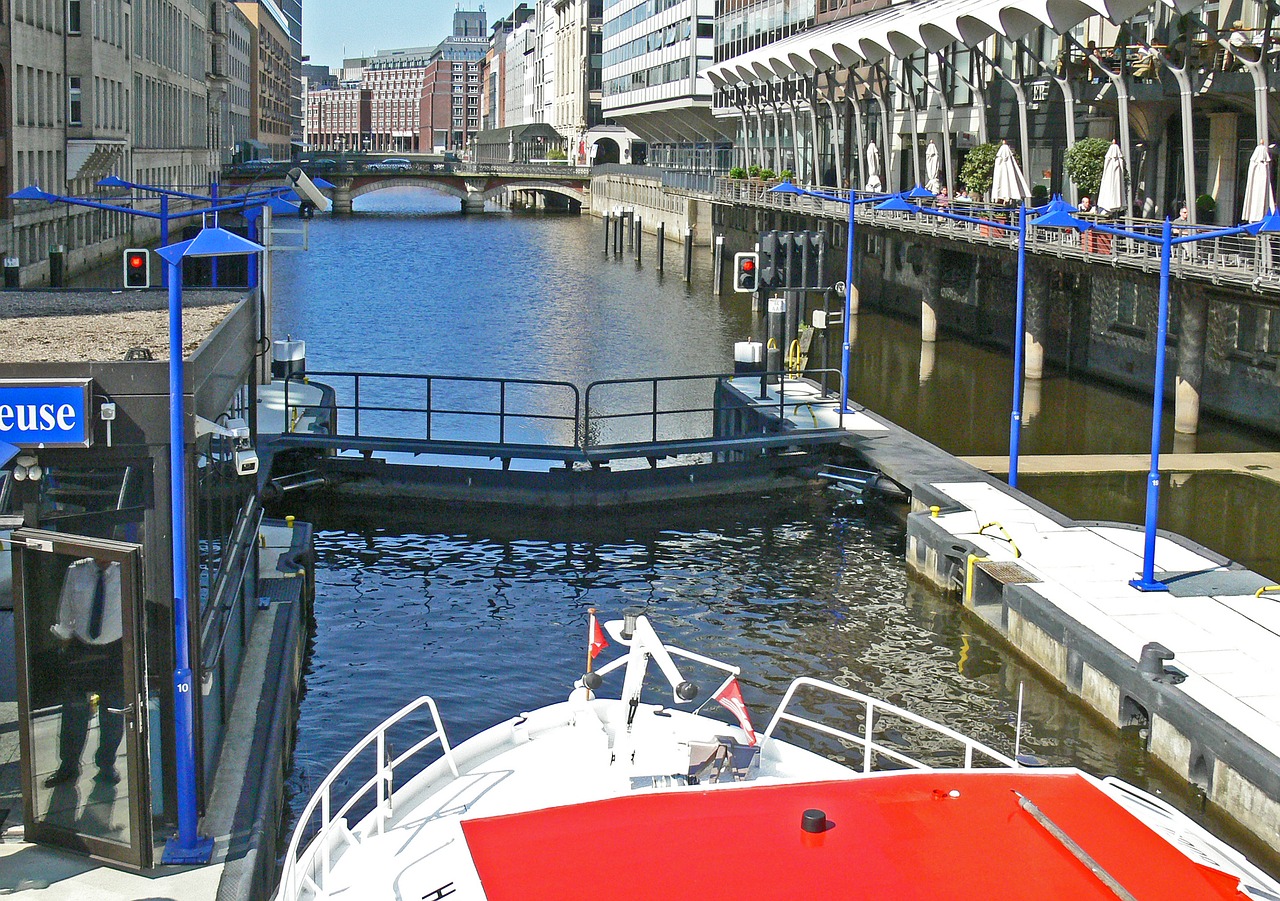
[[586, 608, 597, 675]]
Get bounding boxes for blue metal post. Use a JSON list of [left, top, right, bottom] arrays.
[[159, 196, 170, 288], [1130, 217, 1174, 592], [246, 216, 258, 289], [1009, 204, 1028, 488], [162, 256, 214, 863], [209, 182, 219, 287], [841, 189, 856, 413]]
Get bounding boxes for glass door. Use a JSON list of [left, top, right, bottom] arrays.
[[10, 529, 152, 868]]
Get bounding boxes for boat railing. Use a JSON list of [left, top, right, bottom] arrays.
[[277, 695, 459, 901], [764, 677, 1017, 772]]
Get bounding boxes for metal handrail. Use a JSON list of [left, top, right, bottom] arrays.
[[283, 371, 582, 449], [583, 369, 846, 447], [278, 695, 459, 901], [707, 180, 1280, 294], [764, 677, 1017, 772]]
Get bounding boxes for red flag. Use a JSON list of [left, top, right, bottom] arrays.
[[589, 611, 608, 660], [713, 677, 757, 746]]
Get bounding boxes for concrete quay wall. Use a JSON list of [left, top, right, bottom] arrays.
[[843, 409, 1280, 855], [589, 175, 716, 246]]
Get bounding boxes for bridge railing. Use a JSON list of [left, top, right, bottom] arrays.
[[282, 371, 582, 450]]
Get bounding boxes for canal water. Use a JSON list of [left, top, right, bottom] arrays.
[[270, 189, 1278, 869]]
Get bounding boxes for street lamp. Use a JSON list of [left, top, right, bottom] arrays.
[[870, 190, 1076, 488], [155, 226, 266, 864], [765, 180, 892, 413], [1021, 206, 1280, 591]]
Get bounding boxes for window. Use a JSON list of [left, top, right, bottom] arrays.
[[67, 0, 80, 33], [68, 76, 82, 125]]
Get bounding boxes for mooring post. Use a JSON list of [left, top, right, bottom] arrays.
[[635, 216, 642, 264], [714, 234, 725, 296], [603, 212, 610, 254], [614, 210, 623, 256], [627, 209, 635, 251], [684, 228, 693, 283], [657, 222, 665, 273]]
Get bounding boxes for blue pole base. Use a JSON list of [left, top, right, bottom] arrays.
[[1128, 576, 1170, 593], [162, 834, 214, 865]]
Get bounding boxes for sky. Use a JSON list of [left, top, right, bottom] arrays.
[[303, 1, 513, 71]]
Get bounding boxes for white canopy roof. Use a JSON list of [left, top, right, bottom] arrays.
[[706, 0, 1158, 88]]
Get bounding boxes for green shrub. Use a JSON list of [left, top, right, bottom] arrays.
[[779, 169, 794, 182], [959, 143, 999, 198], [1063, 138, 1110, 200], [729, 166, 748, 179], [759, 168, 776, 181], [1196, 193, 1217, 220], [1030, 184, 1049, 205], [748, 164, 761, 178], [546, 148, 568, 161]]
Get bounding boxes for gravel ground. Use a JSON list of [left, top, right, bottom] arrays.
[[0, 291, 243, 363]]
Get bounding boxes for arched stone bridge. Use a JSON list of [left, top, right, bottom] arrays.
[[224, 164, 593, 214]]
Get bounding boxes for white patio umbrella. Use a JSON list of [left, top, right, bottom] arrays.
[[1096, 141, 1127, 215], [924, 141, 941, 194], [990, 141, 1031, 204], [865, 141, 882, 193], [1241, 143, 1276, 223]]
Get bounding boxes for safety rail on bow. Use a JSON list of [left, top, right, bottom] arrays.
[[764, 677, 1018, 772], [277, 696, 458, 901]]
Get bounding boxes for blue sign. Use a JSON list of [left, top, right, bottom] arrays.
[[0, 381, 93, 448]]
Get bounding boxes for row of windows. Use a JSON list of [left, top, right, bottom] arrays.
[[603, 21, 691, 69], [15, 66, 61, 128], [15, 0, 62, 33], [67, 75, 128, 131], [134, 0, 205, 81], [603, 0, 686, 40], [714, 0, 814, 64], [134, 75, 207, 149], [603, 55, 692, 96]]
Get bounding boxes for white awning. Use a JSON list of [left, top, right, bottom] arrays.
[[707, 0, 1159, 88], [66, 140, 127, 183]]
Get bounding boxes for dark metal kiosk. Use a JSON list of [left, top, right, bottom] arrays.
[[0, 288, 312, 872]]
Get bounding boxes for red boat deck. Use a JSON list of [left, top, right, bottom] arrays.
[[462, 771, 1251, 900]]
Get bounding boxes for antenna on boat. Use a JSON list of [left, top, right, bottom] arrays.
[[1014, 681, 1025, 762]]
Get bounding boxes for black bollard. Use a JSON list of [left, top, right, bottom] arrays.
[[48, 245, 66, 288], [657, 222, 665, 273], [635, 216, 642, 264], [683, 228, 693, 283], [614, 212, 622, 256], [3, 256, 20, 289], [627, 210, 634, 251], [603, 213, 610, 254]]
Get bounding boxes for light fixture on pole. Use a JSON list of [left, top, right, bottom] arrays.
[[1032, 206, 1280, 590], [155, 226, 265, 864]]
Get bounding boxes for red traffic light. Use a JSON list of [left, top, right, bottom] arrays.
[[123, 249, 150, 288], [740, 259, 755, 272]]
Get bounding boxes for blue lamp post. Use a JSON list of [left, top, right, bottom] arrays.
[[1022, 207, 1280, 590], [765, 180, 892, 413], [156, 227, 266, 864], [871, 191, 1077, 488]]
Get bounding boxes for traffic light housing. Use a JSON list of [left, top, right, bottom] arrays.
[[123, 249, 150, 288], [733, 252, 759, 293]]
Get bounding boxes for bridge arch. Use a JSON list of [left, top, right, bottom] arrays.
[[482, 182, 588, 206], [348, 177, 470, 203]]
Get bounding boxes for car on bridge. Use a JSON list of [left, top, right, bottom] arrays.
[[367, 158, 412, 172]]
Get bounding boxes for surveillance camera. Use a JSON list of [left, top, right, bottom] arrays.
[[286, 168, 332, 213], [225, 417, 251, 443], [234, 449, 259, 477]]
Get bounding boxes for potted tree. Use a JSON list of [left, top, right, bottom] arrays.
[[1065, 138, 1111, 252], [1196, 193, 1217, 224], [959, 143, 999, 234]]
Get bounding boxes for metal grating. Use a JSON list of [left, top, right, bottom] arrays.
[[976, 560, 1041, 585]]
